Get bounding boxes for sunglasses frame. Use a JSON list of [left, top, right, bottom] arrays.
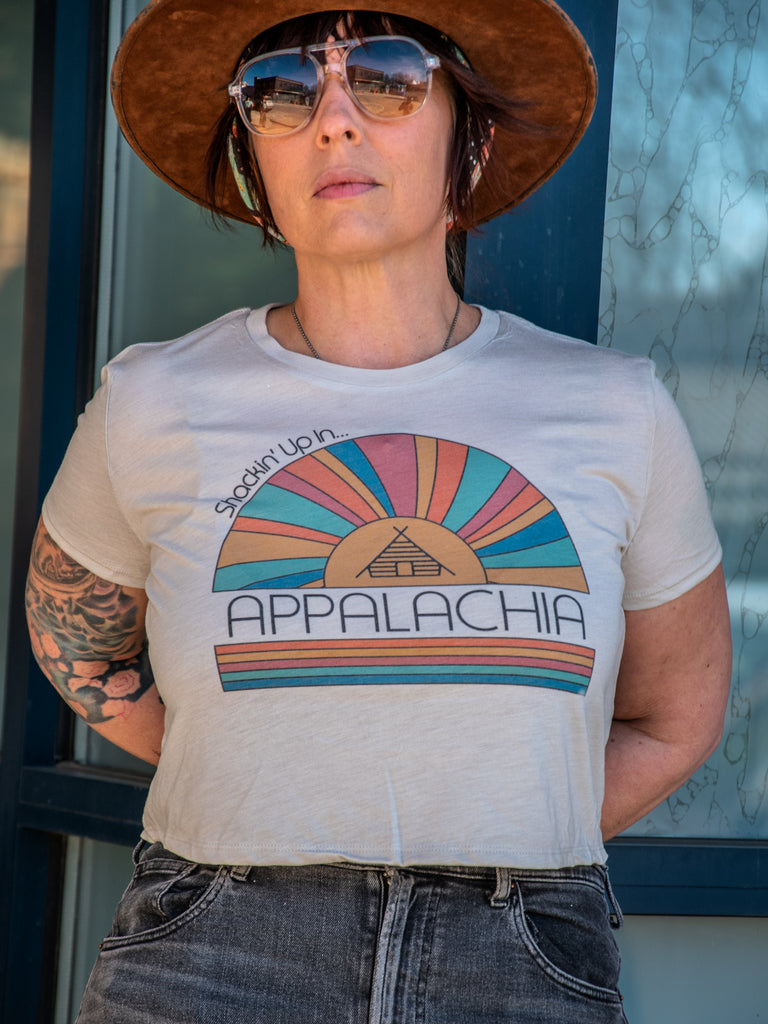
[[228, 35, 442, 137]]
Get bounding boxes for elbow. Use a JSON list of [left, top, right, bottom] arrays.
[[684, 700, 728, 775], [704, 665, 732, 758], [690, 655, 732, 770], [700, 714, 726, 764]]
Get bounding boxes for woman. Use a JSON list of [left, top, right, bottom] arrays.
[[26, 1, 731, 1021]]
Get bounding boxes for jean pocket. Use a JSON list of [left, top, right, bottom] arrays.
[[513, 872, 623, 1001], [99, 844, 226, 950]]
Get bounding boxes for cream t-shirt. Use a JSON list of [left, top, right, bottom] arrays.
[[42, 306, 722, 867]]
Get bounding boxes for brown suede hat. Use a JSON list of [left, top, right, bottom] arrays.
[[111, 0, 597, 227]]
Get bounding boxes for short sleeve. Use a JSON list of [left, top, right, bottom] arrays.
[[42, 367, 150, 587], [621, 375, 722, 610]]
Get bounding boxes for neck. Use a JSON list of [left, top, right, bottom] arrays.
[[267, 249, 479, 369]]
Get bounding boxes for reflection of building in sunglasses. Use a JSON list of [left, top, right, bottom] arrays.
[[243, 77, 310, 109], [347, 64, 386, 94], [229, 36, 440, 136]]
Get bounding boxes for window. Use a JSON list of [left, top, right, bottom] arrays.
[[2, 3, 766, 1022]]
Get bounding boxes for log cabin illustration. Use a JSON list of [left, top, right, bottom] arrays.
[[356, 525, 456, 580]]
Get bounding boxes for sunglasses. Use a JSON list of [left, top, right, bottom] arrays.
[[228, 35, 441, 137]]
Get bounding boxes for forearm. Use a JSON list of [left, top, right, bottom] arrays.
[[86, 653, 165, 765], [37, 637, 165, 765], [26, 520, 164, 765], [601, 716, 722, 840]]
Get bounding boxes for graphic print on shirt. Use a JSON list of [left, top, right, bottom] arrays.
[[213, 433, 594, 694]]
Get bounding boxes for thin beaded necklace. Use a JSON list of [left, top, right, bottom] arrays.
[[291, 294, 462, 361]]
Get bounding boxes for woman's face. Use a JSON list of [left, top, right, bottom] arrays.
[[248, 35, 455, 264]]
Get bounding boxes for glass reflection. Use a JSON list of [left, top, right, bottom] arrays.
[[601, 0, 768, 837], [0, 1, 33, 737]]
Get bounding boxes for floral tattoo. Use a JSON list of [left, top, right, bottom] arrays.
[[26, 526, 156, 725]]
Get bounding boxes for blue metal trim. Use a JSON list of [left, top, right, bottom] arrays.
[[37, 0, 99, 494], [465, 0, 619, 343], [608, 839, 768, 916], [0, 5, 60, 1015], [0, 0, 111, 1018], [12, 765, 768, 917], [4, 828, 65, 1023], [18, 764, 149, 847]]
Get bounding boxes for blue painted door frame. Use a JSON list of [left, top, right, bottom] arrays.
[[465, 2, 618, 343], [0, 0, 110, 1018]]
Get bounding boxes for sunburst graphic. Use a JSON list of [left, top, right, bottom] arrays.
[[213, 434, 588, 593]]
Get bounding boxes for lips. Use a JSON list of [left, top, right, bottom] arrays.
[[312, 169, 379, 199]]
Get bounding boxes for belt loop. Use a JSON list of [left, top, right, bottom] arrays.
[[132, 838, 149, 866], [603, 868, 624, 929], [230, 864, 251, 882], [490, 867, 513, 908]]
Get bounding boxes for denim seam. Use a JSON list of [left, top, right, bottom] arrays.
[[414, 880, 441, 1024]]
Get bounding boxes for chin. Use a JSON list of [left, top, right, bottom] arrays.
[[295, 214, 446, 263]]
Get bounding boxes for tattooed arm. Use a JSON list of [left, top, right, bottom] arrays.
[[25, 519, 164, 765]]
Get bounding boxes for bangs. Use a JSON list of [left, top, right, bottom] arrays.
[[235, 10, 471, 72]]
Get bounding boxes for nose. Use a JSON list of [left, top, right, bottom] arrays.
[[312, 73, 363, 146]]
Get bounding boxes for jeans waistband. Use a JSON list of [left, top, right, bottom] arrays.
[[134, 841, 621, 926]]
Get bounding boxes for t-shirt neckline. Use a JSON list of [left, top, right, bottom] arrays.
[[244, 305, 499, 387]]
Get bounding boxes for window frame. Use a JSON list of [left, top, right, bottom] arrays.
[[0, 0, 110, 1017]]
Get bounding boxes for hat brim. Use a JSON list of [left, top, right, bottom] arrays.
[[111, 0, 597, 227]]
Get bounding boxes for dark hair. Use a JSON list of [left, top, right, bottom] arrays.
[[207, 10, 535, 261]]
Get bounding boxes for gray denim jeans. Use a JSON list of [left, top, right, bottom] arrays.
[[76, 841, 629, 1023]]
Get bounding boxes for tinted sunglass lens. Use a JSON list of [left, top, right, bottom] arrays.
[[240, 53, 318, 135], [346, 39, 429, 119]]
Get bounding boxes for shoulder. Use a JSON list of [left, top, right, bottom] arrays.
[[71, 308, 257, 450], [106, 308, 253, 378], [494, 309, 649, 368], [92, 308, 257, 423], [487, 308, 659, 405]]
